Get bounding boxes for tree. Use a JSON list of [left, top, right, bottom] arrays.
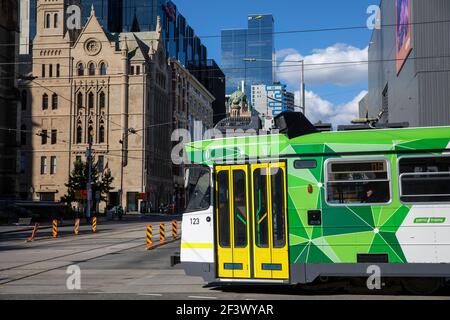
[[62, 159, 114, 212]]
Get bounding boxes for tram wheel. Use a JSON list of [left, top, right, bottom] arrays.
[[402, 278, 443, 295]]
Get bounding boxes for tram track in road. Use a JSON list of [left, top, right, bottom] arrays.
[[0, 223, 180, 283], [0, 236, 181, 286]]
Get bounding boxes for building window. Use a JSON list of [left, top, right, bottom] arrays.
[[76, 123, 82, 144], [130, 66, 134, 75], [99, 91, 105, 109], [50, 156, 57, 175], [41, 130, 48, 145], [136, 66, 140, 75], [77, 63, 84, 76], [40, 156, 47, 175], [399, 156, 450, 203], [100, 63, 107, 75], [21, 90, 27, 111], [42, 93, 48, 110], [42, 64, 45, 78], [20, 154, 27, 174], [54, 13, 58, 28], [77, 92, 83, 110], [20, 125, 27, 145], [99, 124, 105, 143], [52, 93, 58, 110], [56, 64, 60, 77], [98, 155, 104, 174], [88, 63, 95, 76], [45, 14, 50, 28], [88, 92, 94, 109], [51, 129, 57, 144], [325, 159, 391, 205], [49, 64, 53, 77]]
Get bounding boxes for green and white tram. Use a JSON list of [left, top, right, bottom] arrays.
[[180, 113, 450, 293]]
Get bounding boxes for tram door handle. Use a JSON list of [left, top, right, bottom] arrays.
[[308, 210, 322, 226]]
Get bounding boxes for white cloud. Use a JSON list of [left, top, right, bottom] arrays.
[[295, 90, 368, 127], [277, 44, 368, 86]]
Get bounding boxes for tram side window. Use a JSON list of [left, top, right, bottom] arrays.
[[233, 171, 248, 248], [253, 169, 269, 248], [217, 171, 231, 248], [271, 168, 286, 248], [326, 159, 391, 205], [399, 156, 450, 203]]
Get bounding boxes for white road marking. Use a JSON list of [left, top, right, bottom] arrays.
[[139, 293, 163, 297], [188, 295, 217, 299]]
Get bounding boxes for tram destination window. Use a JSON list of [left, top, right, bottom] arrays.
[[185, 166, 211, 212], [326, 159, 391, 205], [399, 156, 450, 203]]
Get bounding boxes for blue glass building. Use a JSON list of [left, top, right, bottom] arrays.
[[221, 14, 275, 98]]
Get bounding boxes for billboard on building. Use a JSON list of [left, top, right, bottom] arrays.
[[396, 0, 412, 74]]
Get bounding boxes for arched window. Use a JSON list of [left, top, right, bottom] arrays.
[[99, 123, 105, 144], [88, 92, 94, 109], [42, 93, 48, 110], [77, 92, 83, 110], [21, 90, 27, 111], [77, 63, 84, 76], [99, 91, 105, 109], [52, 93, 58, 110], [99, 63, 107, 75], [20, 125, 27, 145], [54, 14, 58, 28], [88, 63, 95, 76], [76, 123, 82, 144], [46, 14, 50, 28]]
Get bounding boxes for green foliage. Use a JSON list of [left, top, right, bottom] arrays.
[[62, 159, 114, 209]]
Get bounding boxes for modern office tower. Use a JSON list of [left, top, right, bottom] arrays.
[[0, 0, 19, 198], [252, 83, 294, 118], [188, 59, 226, 125], [221, 14, 275, 98]]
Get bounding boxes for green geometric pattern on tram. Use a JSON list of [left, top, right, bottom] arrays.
[[395, 138, 449, 151]]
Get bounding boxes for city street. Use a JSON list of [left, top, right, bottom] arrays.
[[1, 218, 449, 300]]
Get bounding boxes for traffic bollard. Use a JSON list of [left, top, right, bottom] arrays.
[[159, 223, 165, 244], [146, 225, 153, 250], [52, 219, 58, 238]]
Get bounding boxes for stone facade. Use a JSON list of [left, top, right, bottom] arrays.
[[169, 58, 213, 211], [19, 1, 172, 212]]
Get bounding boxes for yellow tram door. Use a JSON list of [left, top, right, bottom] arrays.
[[216, 165, 251, 279], [251, 163, 289, 280]]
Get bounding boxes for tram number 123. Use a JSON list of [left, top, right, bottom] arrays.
[[190, 218, 200, 225]]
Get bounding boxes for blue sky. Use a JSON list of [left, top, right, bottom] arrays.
[[175, 0, 378, 125]]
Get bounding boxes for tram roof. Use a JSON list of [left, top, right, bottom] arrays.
[[185, 126, 450, 165]]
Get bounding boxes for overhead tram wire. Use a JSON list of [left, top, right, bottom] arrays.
[[5, 54, 450, 76], [1, 18, 450, 48]]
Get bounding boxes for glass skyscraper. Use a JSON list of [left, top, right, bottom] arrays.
[[221, 14, 275, 98]]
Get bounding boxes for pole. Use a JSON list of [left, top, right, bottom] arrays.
[[86, 133, 93, 221], [120, 132, 124, 209], [302, 60, 306, 114]]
